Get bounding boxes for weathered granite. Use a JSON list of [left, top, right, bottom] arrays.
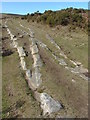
[[29, 31, 34, 38], [13, 41, 18, 48], [31, 67, 42, 88], [17, 47, 26, 57], [59, 59, 67, 66], [26, 69, 32, 80], [20, 57, 27, 70], [37, 41, 49, 50], [40, 93, 62, 115], [33, 54, 42, 67], [30, 44, 39, 55]]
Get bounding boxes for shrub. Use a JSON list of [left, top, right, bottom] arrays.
[[2, 49, 14, 57], [25, 8, 88, 31]]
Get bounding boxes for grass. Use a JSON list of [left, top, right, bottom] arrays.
[[24, 55, 33, 69], [39, 46, 88, 118], [52, 28, 88, 68], [21, 20, 88, 69], [2, 17, 88, 118], [2, 20, 43, 118], [2, 49, 42, 118], [23, 21, 88, 68], [6, 20, 33, 70], [2, 24, 42, 118]]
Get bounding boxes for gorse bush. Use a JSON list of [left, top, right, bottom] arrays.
[[22, 7, 89, 31]]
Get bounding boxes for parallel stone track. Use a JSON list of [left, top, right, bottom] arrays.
[[5, 20, 62, 116], [19, 22, 89, 81]]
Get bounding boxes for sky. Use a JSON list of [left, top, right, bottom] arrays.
[[2, 2, 89, 15]]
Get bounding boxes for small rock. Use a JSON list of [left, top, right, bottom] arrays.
[[72, 79, 75, 83]]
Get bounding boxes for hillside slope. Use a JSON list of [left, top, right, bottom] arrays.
[[23, 8, 88, 31], [1, 12, 88, 118]]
